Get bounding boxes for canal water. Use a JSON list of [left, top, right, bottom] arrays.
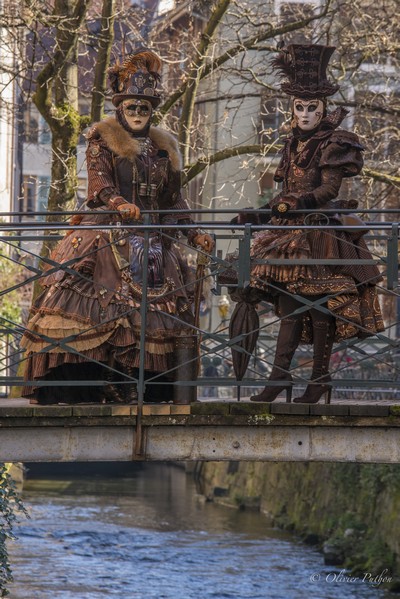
[[8, 463, 396, 599]]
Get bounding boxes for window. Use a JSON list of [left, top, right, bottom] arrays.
[[20, 176, 51, 218], [37, 176, 50, 218], [23, 106, 51, 144], [21, 176, 37, 213], [39, 117, 51, 145], [23, 107, 38, 144]]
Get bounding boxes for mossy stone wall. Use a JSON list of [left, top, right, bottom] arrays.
[[198, 461, 400, 580]]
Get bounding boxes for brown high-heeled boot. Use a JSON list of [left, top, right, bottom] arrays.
[[250, 316, 302, 403], [294, 319, 335, 404], [293, 375, 332, 404], [250, 370, 293, 402]]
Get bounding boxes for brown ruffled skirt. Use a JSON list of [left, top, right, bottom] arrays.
[[249, 224, 384, 342], [20, 220, 195, 400]]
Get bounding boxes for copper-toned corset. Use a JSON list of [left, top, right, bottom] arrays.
[[283, 157, 321, 195]]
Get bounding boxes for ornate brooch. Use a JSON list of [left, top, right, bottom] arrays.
[[71, 236, 82, 249]]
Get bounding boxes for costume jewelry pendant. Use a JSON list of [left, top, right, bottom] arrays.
[[138, 137, 152, 157], [296, 139, 307, 154]]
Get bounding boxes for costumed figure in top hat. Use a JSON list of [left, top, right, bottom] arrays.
[[242, 44, 384, 404], [21, 49, 213, 405]]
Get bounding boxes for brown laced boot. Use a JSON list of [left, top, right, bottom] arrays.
[[294, 319, 335, 404], [250, 316, 303, 403], [102, 380, 125, 404], [123, 365, 138, 404], [102, 357, 125, 404]]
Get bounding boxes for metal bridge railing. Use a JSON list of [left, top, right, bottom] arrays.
[[0, 209, 399, 419]]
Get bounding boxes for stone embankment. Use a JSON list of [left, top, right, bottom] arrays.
[[197, 461, 400, 590]]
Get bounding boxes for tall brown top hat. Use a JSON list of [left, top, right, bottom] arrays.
[[272, 44, 339, 99], [108, 48, 162, 107]]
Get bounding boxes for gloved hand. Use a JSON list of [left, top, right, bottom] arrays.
[[192, 233, 214, 252], [117, 203, 141, 221], [270, 194, 299, 218], [270, 192, 319, 217], [271, 201, 293, 218]]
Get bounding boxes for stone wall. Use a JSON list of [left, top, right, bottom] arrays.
[[197, 461, 400, 586]]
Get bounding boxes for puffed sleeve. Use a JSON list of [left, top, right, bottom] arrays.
[[85, 127, 126, 210], [296, 130, 364, 210], [319, 130, 364, 177]]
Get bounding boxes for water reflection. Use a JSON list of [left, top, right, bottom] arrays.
[[9, 463, 393, 599]]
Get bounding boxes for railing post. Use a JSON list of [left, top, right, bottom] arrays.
[[135, 215, 151, 457], [386, 223, 399, 290]]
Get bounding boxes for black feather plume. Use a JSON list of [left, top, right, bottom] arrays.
[[271, 48, 294, 80]]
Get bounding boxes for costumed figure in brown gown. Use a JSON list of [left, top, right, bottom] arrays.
[[21, 49, 213, 405], [242, 44, 384, 403]]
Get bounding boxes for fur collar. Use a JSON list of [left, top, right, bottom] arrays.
[[89, 117, 182, 171]]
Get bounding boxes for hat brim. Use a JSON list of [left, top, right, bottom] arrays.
[[112, 93, 161, 108], [282, 82, 339, 99]]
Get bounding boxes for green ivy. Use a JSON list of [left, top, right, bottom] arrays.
[[0, 464, 28, 597]]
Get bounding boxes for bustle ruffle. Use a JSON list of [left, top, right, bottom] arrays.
[[249, 222, 384, 342], [21, 236, 195, 399]]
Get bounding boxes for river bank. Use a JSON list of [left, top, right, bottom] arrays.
[[197, 461, 400, 591]]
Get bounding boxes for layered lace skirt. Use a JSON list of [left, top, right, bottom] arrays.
[[249, 220, 384, 342]]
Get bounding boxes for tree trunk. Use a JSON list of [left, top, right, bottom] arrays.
[[91, 0, 115, 123]]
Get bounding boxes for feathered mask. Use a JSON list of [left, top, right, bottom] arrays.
[[109, 48, 162, 107]]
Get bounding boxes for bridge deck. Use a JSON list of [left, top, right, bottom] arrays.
[[1, 398, 400, 463], [2, 396, 400, 416]]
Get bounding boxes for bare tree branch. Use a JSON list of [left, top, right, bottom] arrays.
[[185, 144, 265, 181], [178, 0, 231, 163], [362, 168, 400, 186], [186, 145, 400, 187], [157, 0, 333, 122]]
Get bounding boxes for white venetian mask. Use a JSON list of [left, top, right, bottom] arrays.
[[293, 98, 324, 131]]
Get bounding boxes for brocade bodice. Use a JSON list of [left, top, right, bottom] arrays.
[[283, 146, 323, 196]]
